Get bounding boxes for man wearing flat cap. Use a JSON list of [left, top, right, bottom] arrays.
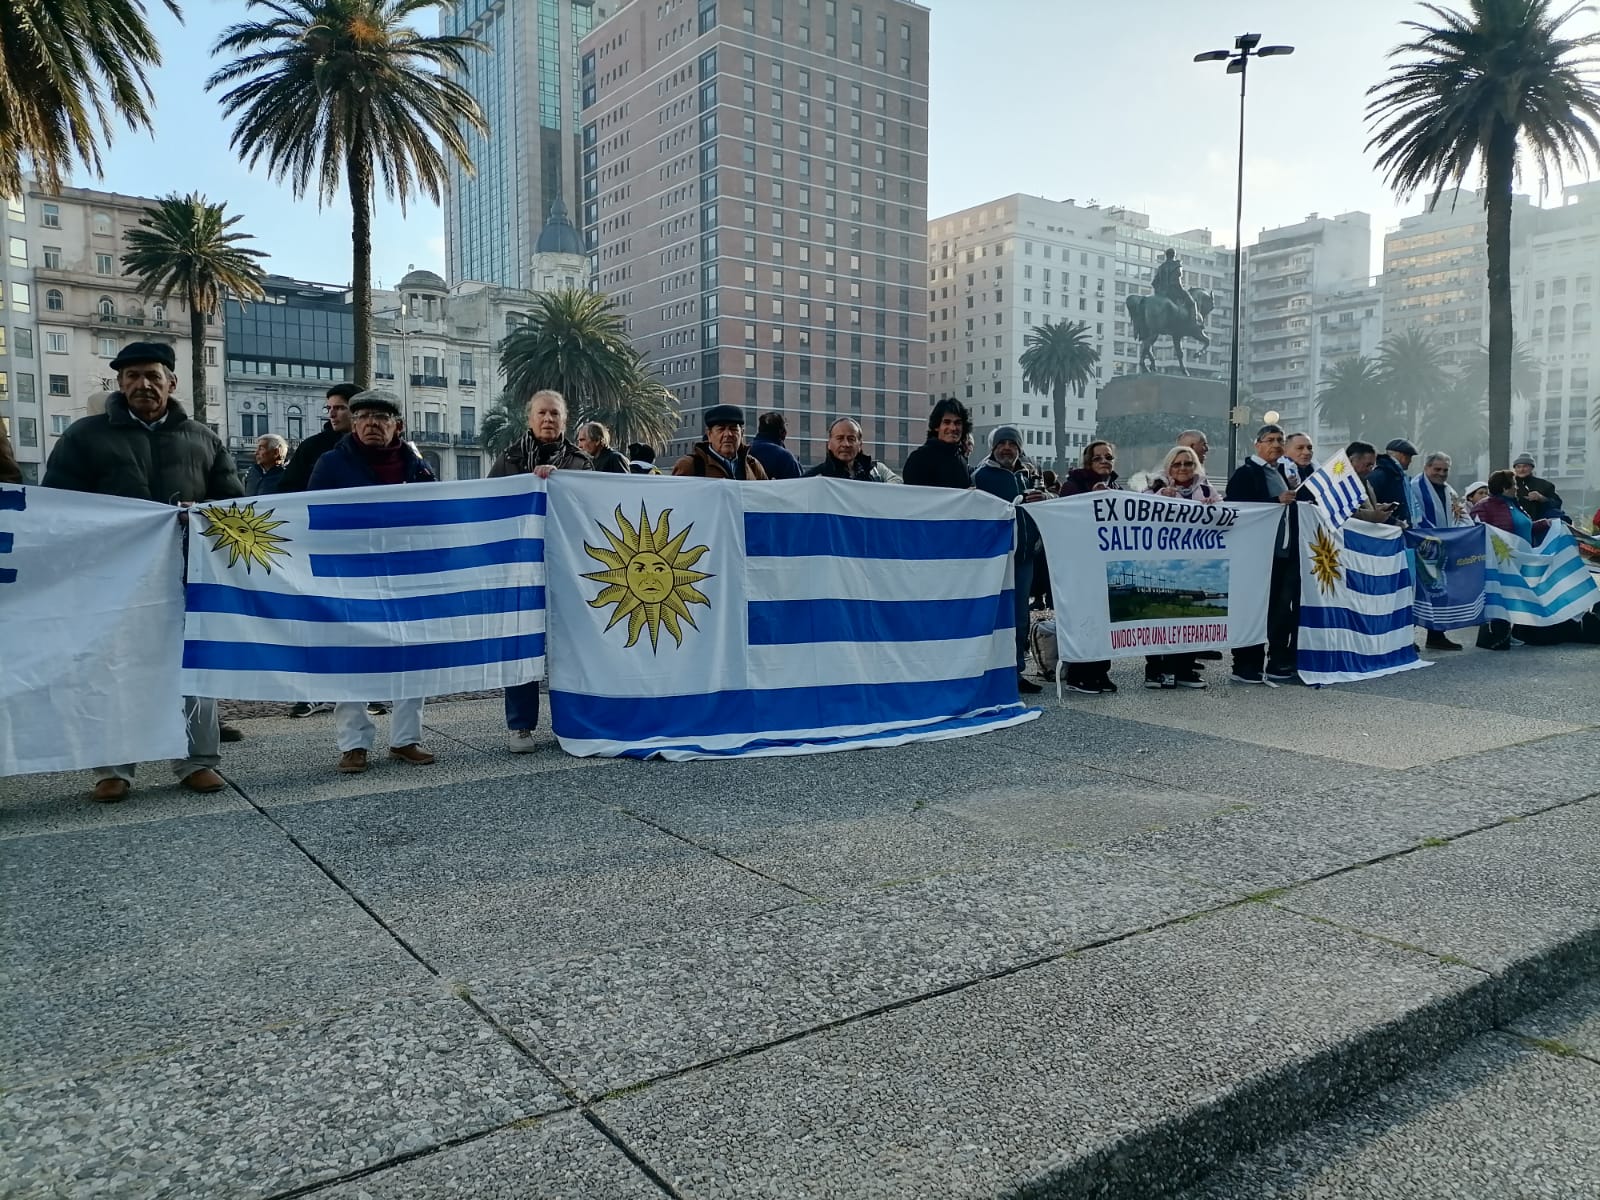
[[43, 340, 244, 802], [671, 404, 770, 479], [1368, 438, 1418, 526]]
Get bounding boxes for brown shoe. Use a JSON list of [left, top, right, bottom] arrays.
[[92, 778, 130, 803], [388, 743, 436, 766], [180, 768, 226, 794], [219, 723, 245, 742], [338, 749, 369, 774]]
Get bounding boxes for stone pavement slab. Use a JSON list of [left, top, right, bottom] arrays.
[[0, 766, 250, 839], [595, 903, 1491, 1200], [471, 850, 1227, 1098], [1421, 728, 1600, 803], [1181, 1032, 1600, 1199], [260, 777, 799, 975], [0, 987, 564, 1200], [314, 1111, 662, 1200], [0, 809, 425, 1085], [1346, 639, 1600, 721], [1509, 976, 1600, 1059]]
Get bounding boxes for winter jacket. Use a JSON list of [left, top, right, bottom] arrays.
[[278, 422, 342, 493], [42, 393, 242, 503], [1222, 458, 1290, 504], [1472, 493, 1549, 541], [748, 434, 802, 480], [1368, 455, 1411, 524], [901, 437, 971, 489], [1512, 474, 1564, 520], [805, 452, 893, 482], [488, 432, 592, 477], [671, 442, 770, 480], [590, 445, 630, 474], [971, 457, 1038, 563], [245, 464, 286, 496], [1059, 466, 1120, 497], [307, 434, 436, 490], [0, 426, 21, 483]]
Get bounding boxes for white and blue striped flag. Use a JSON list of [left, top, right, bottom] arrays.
[[545, 472, 1039, 759], [181, 475, 546, 701], [1482, 523, 1600, 626], [1297, 506, 1429, 685], [1299, 450, 1368, 528]]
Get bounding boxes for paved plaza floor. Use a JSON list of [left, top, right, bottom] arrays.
[[3, 639, 1597, 1199]]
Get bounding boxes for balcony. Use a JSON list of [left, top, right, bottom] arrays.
[[409, 373, 448, 388], [410, 429, 451, 446], [374, 371, 395, 381], [456, 431, 480, 445], [458, 378, 478, 388]]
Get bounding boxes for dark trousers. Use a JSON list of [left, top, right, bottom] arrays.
[[1146, 653, 1197, 679], [505, 680, 541, 730], [1031, 550, 1053, 609], [1012, 559, 1034, 674], [1065, 659, 1111, 686], [1233, 553, 1299, 675]]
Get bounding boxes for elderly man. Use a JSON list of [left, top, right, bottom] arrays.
[[1510, 453, 1564, 521], [576, 421, 629, 473], [309, 390, 438, 772], [971, 426, 1047, 695], [42, 340, 243, 801], [804, 416, 900, 482], [279, 382, 362, 492], [1224, 424, 1300, 685], [748, 412, 802, 479], [1177, 429, 1210, 469], [245, 434, 288, 495], [1281, 432, 1316, 488], [672, 404, 769, 479], [1369, 438, 1418, 525], [903, 399, 974, 488], [1409, 452, 1467, 652]]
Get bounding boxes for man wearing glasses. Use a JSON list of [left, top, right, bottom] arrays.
[[1224, 424, 1301, 685], [278, 382, 362, 493]]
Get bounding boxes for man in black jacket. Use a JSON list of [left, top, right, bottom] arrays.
[[902, 398, 973, 488], [278, 382, 362, 492], [577, 421, 631, 473], [971, 425, 1046, 694], [1224, 424, 1300, 685], [1368, 438, 1416, 525], [42, 341, 243, 802], [1511, 454, 1564, 520], [805, 416, 897, 481]]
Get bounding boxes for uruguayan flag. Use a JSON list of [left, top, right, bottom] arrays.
[[181, 475, 546, 701], [545, 473, 1039, 759], [1405, 525, 1487, 630], [1297, 507, 1429, 685], [1482, 523, 1600, 626], [1300, 450, 1368, 528]]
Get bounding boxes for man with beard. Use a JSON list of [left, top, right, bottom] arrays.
[[971, 426, 1046, 695], [43, 341, 242, 801]]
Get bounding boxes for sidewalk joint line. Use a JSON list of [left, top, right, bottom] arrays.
[[578, 1109, 688, 1199], [613, 806, 818, 898]]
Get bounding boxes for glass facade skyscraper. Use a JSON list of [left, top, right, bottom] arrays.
[[442, 0, 604, 289]]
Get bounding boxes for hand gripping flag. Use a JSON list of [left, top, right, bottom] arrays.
[[181, 475, 547, 701], [1299, 450, 1368, 529], [545, 472, 1040, 759]]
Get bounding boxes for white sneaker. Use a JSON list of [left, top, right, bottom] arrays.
[[507, 729, 537, 753]]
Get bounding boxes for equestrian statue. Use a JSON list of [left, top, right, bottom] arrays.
[[1125, 248, 1214, 375]]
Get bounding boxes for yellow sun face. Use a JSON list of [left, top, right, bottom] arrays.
[[1489, 533, 1515, 566], [1309, 524, 1343, 594], [199, 502, 292, 573], [583, 504, 713, 651]]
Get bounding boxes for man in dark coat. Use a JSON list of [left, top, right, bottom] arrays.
[[244, 434, 288, 495], [577, 421, 631, 473], [671, 404, 770, 479], [1223, 423, 1300, 685], [804, 416, 897, 482], [1368, 438, 1417, 526], [307, 390, 438, 773], [748, 412, 802, 479], [1511, 454, 1564, 520], [902, 398, 973, 488], [42, 340, 242, 802], [278, 382, 362, 493], [970, 425, 1046, 695]]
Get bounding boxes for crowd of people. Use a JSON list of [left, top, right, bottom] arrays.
[[17, 337, 1597, 800]]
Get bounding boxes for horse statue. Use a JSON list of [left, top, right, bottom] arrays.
[[1125, 287, 1215, 376]]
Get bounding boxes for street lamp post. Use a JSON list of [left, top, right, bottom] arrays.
[[1195, 33, 1294, 475]]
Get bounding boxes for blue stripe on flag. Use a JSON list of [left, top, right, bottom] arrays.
[[1343, 528, 1400, 558], [307, 489, 547, 530], [1343, 566, 1409, 597], [1298, 602, 1415, 636], [744, 511, 1012, 561], [747, 592, 1012, 645], [186, 582, 544, 623], [552, 666, 1019, 743], [1299, 644, 1421, 676], [310, 537, 544, 577], [183, 633, 545, 674]]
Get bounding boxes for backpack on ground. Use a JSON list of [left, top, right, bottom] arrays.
[[1030, 618, 1059, 678]]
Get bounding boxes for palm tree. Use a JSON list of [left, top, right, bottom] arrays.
[[1316, 355, 1387, 441], [579, 375, 681, 451], [1, 0, 180, 196], [1377, 328, 1454, 441], [121, 193, 267, 427], [498, 289, 642, 416], [478, 391, 525, 459], [206, 0, 485, 386], [1366, 0, 1600, 470], [1019, 319, 1100, 473]]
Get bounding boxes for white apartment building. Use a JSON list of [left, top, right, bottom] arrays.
[[1, 184, 224, 482], [1243, 212, 1371, 445], [1304, 281, 1384, 445], [1104, 206, 1235, 383]]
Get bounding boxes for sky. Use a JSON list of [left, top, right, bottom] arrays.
[[77, 0, 1600, 288]]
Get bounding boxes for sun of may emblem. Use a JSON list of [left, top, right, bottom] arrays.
[[1489, 532, 1515, 566], [200, 503, 292, 573], [582, 504, 713, 651], [1309, 524, 1343, 594]]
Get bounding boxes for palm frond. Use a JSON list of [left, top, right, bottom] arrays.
[[1019, 319, 1099, 471]]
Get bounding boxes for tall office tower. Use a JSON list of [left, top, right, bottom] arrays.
[[442, 0, 614, 289], [1243, 211, 1372, 444], [581, 0, 930, 468]]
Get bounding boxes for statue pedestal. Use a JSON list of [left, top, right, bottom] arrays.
[[1093, 375, 1230, 482]]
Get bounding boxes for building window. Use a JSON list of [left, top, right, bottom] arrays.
[[97, 336, 117, 357], [459, 351, 474, 383], [41, 203, 61, 228], [49, 374, 70, 396], [375, 343, 392, 377], [95, 253, 114, 275], [46, 332, 69, 354], [14, 328, 31, 358], [45, 289, 64, 312], [98, 297, 115, 319], [41, 246, 63, 270], [456, 454, 482, 480]]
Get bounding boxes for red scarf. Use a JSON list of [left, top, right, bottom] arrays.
[[356, 437, 409, 485]]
